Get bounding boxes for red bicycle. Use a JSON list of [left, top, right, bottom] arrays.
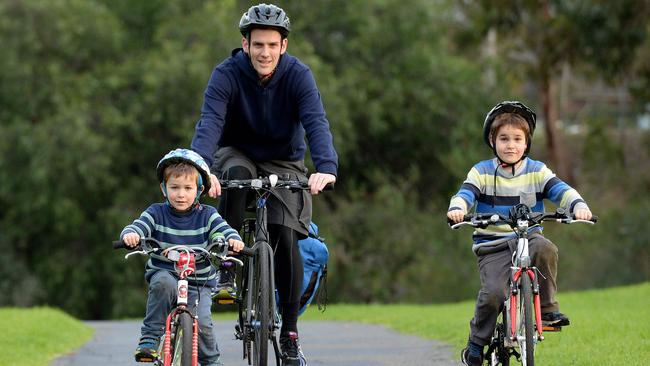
[[113, 237, 252, 366]]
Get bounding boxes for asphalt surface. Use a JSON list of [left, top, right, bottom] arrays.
[[51, 320, 460, 366]]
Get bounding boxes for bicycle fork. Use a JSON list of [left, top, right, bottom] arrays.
[[162, 278, 200, 366], [509, 268, 544, 341]]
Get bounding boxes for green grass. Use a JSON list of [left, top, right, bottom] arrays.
[[0, 307, 93, 366], [299, 282, 650, 366]]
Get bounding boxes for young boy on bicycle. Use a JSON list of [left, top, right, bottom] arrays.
[[447, 101, 592, 366], [120, 148, 245, 365]]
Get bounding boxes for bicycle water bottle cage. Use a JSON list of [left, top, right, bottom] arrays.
[[509, 203, 531, 222]]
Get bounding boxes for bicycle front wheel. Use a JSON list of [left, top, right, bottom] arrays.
[[519, 274, 535, 366], [252, 242, 271, 366], [171, 311, 194, 366]]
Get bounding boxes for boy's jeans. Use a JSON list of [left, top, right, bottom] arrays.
[[140, 270, 220, 365], [469, 233, 559, 346]]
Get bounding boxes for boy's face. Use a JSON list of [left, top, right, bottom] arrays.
[[493, 124, 527, 164], [242, 28, 287, 77], [161, 174, 202, 211]]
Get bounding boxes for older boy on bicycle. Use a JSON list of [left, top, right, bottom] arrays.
[[447, 101, 592, 366], [120, 148, 244, 365], [190, 4, 338, 365]]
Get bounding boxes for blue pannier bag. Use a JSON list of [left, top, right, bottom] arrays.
[[298, 222, 328, 315]]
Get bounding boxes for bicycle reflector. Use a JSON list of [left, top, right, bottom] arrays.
[[176, 252, 196, 279]]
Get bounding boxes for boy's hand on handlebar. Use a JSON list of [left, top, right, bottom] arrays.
[[208, 173, 221, 198], [123, 232, 141, 248], [447, 209, 465, 224], [228, 238, 245, 253], [574, 208, 592, 221], [308, 173, 336, 195]]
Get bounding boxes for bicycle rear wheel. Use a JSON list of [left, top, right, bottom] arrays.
[[519, 274, 535, 366], [171, 311, 193, 366], [251, 242, 271, 366]]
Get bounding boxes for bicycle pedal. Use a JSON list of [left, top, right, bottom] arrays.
[[134, 355, 156, 363], [542, 325, 562, 332]]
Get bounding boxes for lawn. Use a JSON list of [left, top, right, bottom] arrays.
[[0, 307, 92, 366]]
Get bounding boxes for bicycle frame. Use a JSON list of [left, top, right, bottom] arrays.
[[223, 175, 325, 366]]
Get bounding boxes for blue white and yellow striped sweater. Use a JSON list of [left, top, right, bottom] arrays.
[[449, 157, 589, 254], [120, 203, 242, 286]]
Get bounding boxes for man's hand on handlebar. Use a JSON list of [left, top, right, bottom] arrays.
[[308, 172, 336, 195], [123, 232, 141, 248], [209, 173, 222, 198]]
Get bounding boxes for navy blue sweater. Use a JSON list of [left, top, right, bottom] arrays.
[[120, 203, 242, 286], [191, 48, 338, 176]]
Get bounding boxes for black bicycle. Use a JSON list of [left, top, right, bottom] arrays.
[[450, 205, 596, 366], [220, 174, 328, 366]]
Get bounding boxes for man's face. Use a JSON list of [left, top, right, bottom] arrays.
[[242, 28, 287, 78]]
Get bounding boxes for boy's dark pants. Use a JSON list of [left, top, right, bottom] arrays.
[[469, 233, 559, 346]]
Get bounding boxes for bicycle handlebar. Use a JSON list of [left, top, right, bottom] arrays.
[[449, 209, 598, 230], [220, 175, 334, 192], [112, 237, 254, 258]]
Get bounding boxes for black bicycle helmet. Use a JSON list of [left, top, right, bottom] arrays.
[[483, 100, 537, 153], [239, 3, 291, 37]]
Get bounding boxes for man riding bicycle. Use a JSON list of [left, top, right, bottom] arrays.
[[190, 3, 338, 365]]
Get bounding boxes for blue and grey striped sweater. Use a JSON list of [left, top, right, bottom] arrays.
[[449, 157, 589, 253], [120, 203, 242, 286]]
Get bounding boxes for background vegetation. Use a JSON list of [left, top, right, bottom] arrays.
[[0, 0, 649, 319]]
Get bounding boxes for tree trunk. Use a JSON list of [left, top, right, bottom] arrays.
[[540, 76, 574, 184]]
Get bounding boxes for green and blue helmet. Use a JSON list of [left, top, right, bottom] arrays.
[[156, 148, 211, 203]]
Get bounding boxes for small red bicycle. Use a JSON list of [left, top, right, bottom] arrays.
[[113, 237, 252, 366]]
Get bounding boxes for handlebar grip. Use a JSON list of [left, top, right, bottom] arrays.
[[113, 240, 126, 249], [239, 247, 255, 257], [322, 183, 334, 191], [590, 215, 598, 223]]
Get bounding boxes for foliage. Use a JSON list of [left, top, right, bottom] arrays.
[[0, 0, 648, 319], [0, 307, 93, 366]]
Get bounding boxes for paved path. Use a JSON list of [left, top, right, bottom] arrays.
[[51, 320, 460, 366]]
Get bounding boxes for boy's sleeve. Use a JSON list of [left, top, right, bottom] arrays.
[[208, 211, 242, 242], [120, 206, 156, 239], [540, 164, 589, 213], [448, 167, 482, 213]]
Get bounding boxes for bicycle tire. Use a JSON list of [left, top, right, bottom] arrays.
[[252, 242, 271, 366], [519, 274, 535, 366], [171, 311, 194, 366]]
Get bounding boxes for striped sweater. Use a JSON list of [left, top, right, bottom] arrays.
[[120, 203, 242, 286], [448, 157, 589, 253]]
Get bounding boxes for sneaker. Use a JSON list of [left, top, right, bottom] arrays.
[[542, 311, 570, 327], [280, 331, 307, 366], [461, 341, 483, 366], [134, 343, 158, 363], [214, 261, 237, 299]]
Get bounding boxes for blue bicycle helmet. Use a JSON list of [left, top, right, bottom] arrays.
[[156, 149, 211, 202]]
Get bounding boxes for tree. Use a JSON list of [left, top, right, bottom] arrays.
[[454, 0, 649, 183]]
